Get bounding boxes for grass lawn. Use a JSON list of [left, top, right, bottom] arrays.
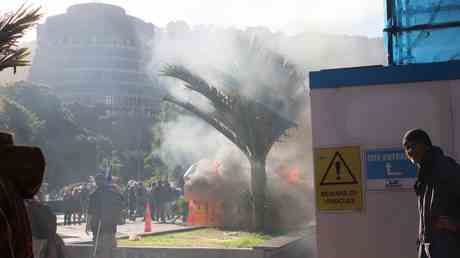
[[118, 228, 272, 248]]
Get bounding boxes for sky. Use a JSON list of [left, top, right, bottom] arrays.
[[2, 0, 385, 41]]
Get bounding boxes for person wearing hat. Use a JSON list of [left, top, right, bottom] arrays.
[[402, 129, 460, 258], [87, 172, 123, 258], [0, 131, 46, 258]]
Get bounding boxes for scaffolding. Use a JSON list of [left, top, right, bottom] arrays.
[[384, 0, 460, 65]]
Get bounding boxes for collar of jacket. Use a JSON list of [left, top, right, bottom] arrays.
[[418, 146, 444, 182]]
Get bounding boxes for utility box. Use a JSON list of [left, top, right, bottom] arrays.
[[308, 61, 460, 258]]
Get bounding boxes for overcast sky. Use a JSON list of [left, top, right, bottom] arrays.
[[2, 0, 385, 40]]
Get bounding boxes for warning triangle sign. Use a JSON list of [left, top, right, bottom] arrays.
[[320, 151, 358, 185]]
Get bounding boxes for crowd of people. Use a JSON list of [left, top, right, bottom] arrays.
[[56, 178, 184, 226], [126, 180, 182, 223], [62, 184, 91, 225]]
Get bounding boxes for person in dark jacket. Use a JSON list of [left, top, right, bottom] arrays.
[[127, 185, 136, 221], [149, 182, 158, 221], [0, 131, 46, 258], [403, 129, 460, 258], [134, 183, 146, 220], [26, 196, 66, 258], [88, 173, 123, 258], [62, 187, 72, 225], [156, 182, 167, 223]]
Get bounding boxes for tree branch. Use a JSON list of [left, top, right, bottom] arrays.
[[160, 65, 235, 111], [162, 95, 250, 157]]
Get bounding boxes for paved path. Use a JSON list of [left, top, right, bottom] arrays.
[[58, 218, 193, 244]]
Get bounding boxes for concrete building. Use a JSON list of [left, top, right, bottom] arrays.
[[308, 1, 460, 257], [29, 3, 162, 115]]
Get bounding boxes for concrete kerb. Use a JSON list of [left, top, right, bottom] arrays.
[[65, 229, 307, 258], [71, 225, 207, 245], [255, 235, 304, 250], [65, 244, 258, 258], [254, 235, 305, 258], [118, 225, 208, 239]]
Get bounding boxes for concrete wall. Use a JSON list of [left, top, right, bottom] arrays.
[[65, 235, 309, 258], [65, 245, 260, 258], [310, 79, 460, 258]]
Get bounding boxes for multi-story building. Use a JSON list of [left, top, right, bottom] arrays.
[[29, 3, 162, 116]]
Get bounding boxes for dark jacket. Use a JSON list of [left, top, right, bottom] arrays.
[[0, 145, 45, 258], [25, 199, 66, 258], [88, 186, 123, 234], [415, 146, 460, 244]]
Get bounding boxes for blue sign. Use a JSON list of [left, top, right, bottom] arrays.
[[365, 148, 417, 190]]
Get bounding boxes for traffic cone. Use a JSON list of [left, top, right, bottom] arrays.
[[144, 202, 152, 232], [187, 201, 194, 225]]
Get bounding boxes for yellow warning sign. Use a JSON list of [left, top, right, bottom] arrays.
[[314, 146, 363, 211]]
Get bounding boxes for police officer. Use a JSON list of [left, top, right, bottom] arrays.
[[402, 129, 460, 258], [87, 173, 123, 258]]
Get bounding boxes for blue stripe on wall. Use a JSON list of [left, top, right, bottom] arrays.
[[309, 61, 460, 89]]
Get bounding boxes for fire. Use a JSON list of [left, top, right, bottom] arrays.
[[184, 159, 225, 226], [183, 160, 310, 231], [275, 164, 301, 184]]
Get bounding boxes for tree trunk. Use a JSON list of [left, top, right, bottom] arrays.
[[250, 157, 266, 232]]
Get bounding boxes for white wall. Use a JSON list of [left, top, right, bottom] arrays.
[[310, 79, 460, 258]]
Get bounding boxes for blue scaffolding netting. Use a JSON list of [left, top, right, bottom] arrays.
[[384, 0, 460, 65]]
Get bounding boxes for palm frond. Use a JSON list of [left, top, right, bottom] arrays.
[[162, 94, 249, 156], [0, 4, 43, 73], [160, 64, 236, 111]]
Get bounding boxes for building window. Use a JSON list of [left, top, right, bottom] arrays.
[[105, 95, 113, 105]]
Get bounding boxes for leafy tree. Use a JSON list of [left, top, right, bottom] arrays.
[[0, 96, 43, 143], [0, 81, 97, 189], [67, 102, 155, 182]]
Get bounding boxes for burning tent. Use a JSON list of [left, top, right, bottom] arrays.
[[183, 159, 311, 231]]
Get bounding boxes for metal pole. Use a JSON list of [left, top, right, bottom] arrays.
[[92, 220, 102, 258], [386, 0, 394, 65]]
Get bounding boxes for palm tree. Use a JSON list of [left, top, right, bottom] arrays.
[[160, 37, 303, 231], [0, 5, 42, 73]]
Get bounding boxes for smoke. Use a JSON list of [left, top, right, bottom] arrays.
[[148, 22, 382, 231], [154, 115, 244, 168], [151, 24, 305, 165]]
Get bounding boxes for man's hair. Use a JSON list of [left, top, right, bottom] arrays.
[[402, 128, 432, 147]]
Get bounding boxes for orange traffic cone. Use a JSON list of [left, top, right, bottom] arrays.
[[144, 202, 152, 232], [187, 201, 194, 225]]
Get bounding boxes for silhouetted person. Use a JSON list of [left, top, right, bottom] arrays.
[[26, 196, 65, 258], [0, 131, 46, 258], [79, 184, 90, 223], [156, 182, 168, 223], [403, 129, 460, 258], [88, 173, 123, 258], [127, 185, 136, 221], [135, 183, 146, 220], [164, 182, 176, 220], [152, 182, 162, 221], [62, 187, 72, 225], [71, 187, 81, 224], [148, 182, 158, 221]]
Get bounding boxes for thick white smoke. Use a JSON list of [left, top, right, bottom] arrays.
[[148, 22, 383, 231]]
